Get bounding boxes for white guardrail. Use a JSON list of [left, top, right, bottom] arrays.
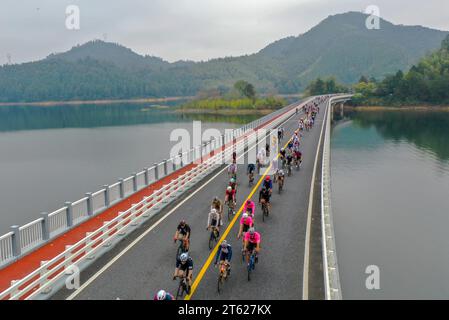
[[0, 96, 321, 300], [321, 94, 352, 300]]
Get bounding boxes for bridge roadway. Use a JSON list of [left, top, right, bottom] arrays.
[[52, 99, 327, 300]]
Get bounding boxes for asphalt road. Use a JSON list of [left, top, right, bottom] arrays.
[[52, 98, 326, 300]]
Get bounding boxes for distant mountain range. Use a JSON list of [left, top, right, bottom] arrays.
[[0, 11, 447, 102]]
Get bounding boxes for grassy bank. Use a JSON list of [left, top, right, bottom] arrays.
[[180, 96, 287, 112]]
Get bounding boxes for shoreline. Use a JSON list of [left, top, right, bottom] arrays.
[[0, 96, 194, 107], [176, 108, 277, 115], [347, 105, 449, 112]]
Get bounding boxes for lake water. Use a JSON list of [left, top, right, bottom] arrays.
[[0, 102, 261, 234], [331, 110, 449, 299]]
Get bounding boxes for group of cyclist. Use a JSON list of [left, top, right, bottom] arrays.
[[155, 97, 325, 300]]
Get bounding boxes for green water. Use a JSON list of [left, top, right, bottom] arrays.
[[331, 110, 449, 299]]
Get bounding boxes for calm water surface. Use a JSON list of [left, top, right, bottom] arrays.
[[0, 102, 261, 234], [331, 110, 449, 299]]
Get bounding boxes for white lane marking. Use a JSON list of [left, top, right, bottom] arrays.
[[67, 105, 305, 300], [302, 102, 328, 300]]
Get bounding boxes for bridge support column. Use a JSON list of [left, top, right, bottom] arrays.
[[340, 103, 344, 118]]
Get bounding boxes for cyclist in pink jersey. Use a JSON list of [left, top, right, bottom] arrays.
[[237, 213, 254, 243], [243, 227, 261, 264], [242, 199, 255, 217]]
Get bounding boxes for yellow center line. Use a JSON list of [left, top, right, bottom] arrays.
[[185, 136, 293, 300]]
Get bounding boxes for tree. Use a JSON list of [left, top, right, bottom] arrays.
[[233, 80, 256, 101]]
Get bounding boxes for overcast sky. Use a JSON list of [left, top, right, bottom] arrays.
[[0, 0, 448, 65]]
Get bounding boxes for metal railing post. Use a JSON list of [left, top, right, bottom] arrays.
[[104, 185, 110, 207], [133, 173, 138, 192], [41, 212, 49, 241], [11, 225, 21, 257], [119, 179, 125, 198], [65, 202, 73, 227], [163, 160, 168, 176], [154, 163, 159, 180], [179, 152, 184, 168], [172, 159, 176, 172], [86, 192, 93, 216], [144, 168, 149, 186]]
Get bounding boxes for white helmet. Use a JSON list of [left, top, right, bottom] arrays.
[[157, 290, 166, 300], [242, 213, 249, 219], [227, 186, 232, 191], [180, 253, 189, 262], [211, 208, 217, 215]]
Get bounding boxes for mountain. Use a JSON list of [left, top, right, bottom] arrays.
[[0, 12, 447, 102]]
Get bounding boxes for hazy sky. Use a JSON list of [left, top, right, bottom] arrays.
[[0, 0, 448, 65]]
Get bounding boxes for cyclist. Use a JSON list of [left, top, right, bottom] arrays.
[[211, 196, 223, 226], [277, 168, 285, 188], [225, 186, 236, 212], [228, 177, 237, 197], [237, 213, 254, 244], [207, 208, 221, 235], [173, 220, 191, 251], [280, 148, 287, 168], [265, 143, 270, 158], [154, 290, 175, 301], [259, 185, 271, 211], [232, 151, 237, 164], [243, 199, 256, 217], [277, 127, 283, 141], [262, 176, 273, 194], [173, 252, 193, 294], [214, 240, 233, 277], [228, 162, 237, 180], [286, 150, 294, 173], [247, 163, 256, 184], [294, 149, 302, 166], [243, 227, 261, 264]]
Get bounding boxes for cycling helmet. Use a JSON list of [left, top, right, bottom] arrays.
[[230, 178, 235, 183], [227, 186, 232, 191], [157, 290, 166, 300], [211, 208, 217, 214], [265, 176, 270, 181], [214, 196, 219, 201], [221, 240, 228, 247], [246, 199, 252, 205], [180, 253, 189, 262], [248, 227, 255, 235], [180, 219, 186, 225], [242, 213, 249, 219]]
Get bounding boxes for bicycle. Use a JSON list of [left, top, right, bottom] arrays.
[[217, 261, 230, 294], [226, 200, 235, 221], [246, 249, 257, 281], [261, 200, 269, 222], [208, 226, 220, 250], [278, 176, 284, 194], [175, 238, 188, 261], [175, 275, 190, 299], [248, 171, 254, 187], [287, 162, 292, 176]]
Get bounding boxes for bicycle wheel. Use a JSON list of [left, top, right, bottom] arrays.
[[262, 205, 265, 222], [176, 242, 183, 260], [176, 280, 185, 300], [217, 274, 223, 294], [247, 261, 251, 281], [208, 231, 215, 250], [228, 206, 233, 221]]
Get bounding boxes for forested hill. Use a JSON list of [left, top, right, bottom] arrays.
[[0, 12, 447, 102]]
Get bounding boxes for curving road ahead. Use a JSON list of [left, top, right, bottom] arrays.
[[51, 98, 327, 300]]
